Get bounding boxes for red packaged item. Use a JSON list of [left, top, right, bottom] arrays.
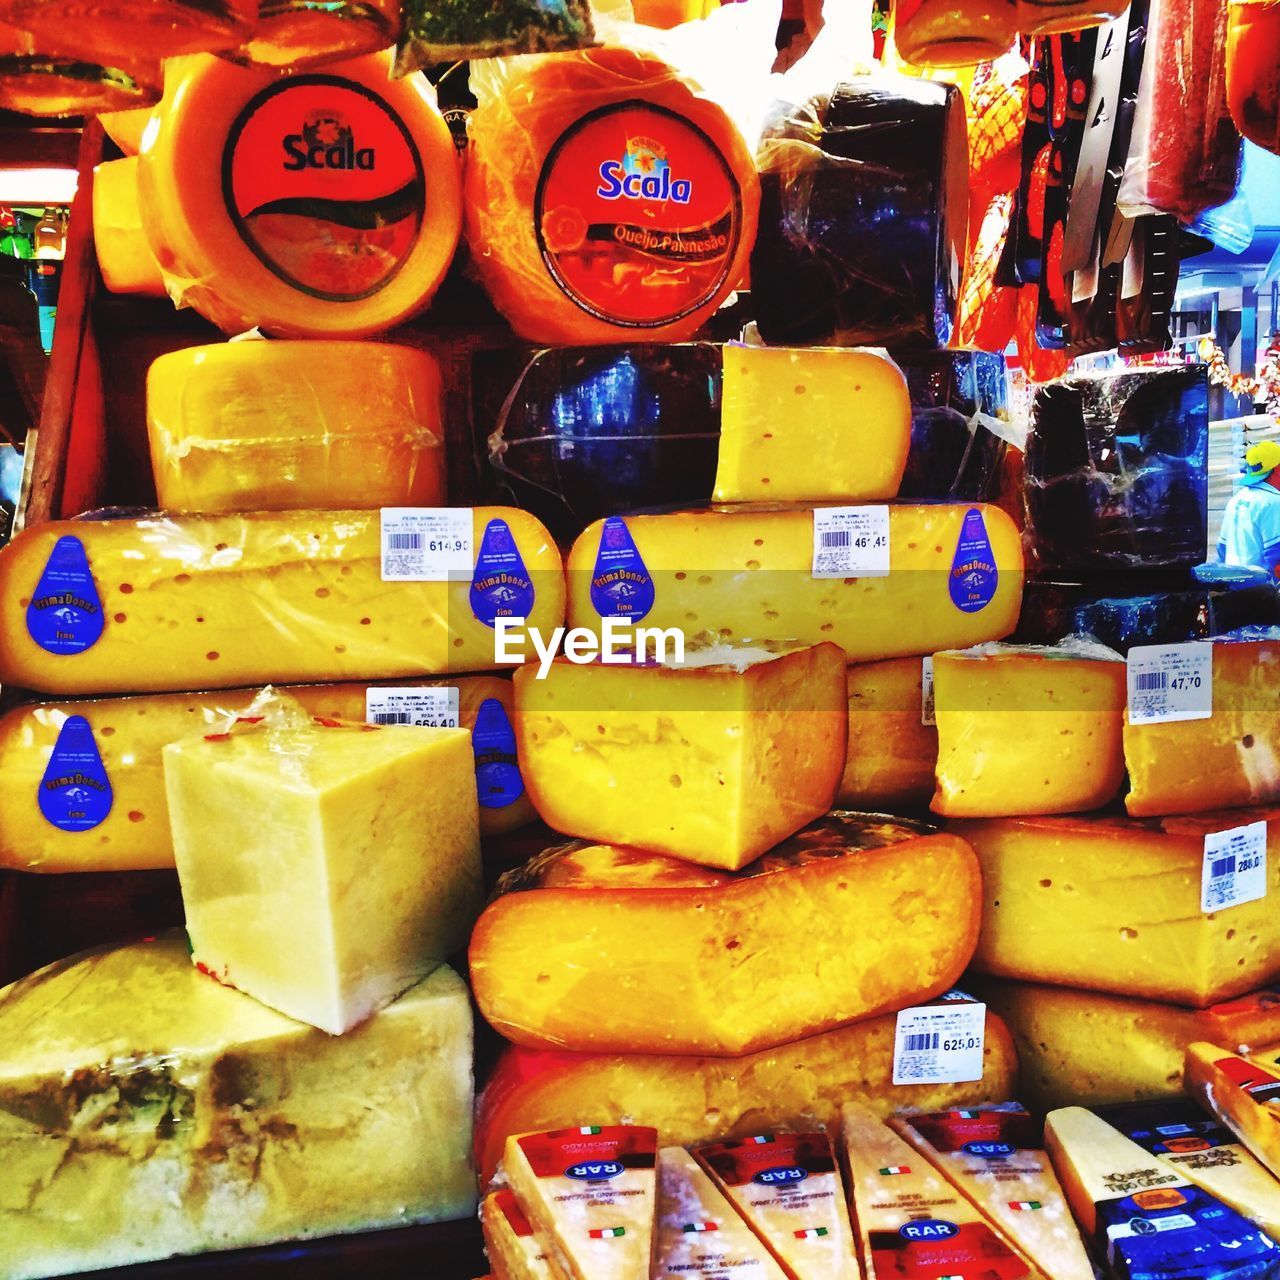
[[1226, 0, 1280, 155]]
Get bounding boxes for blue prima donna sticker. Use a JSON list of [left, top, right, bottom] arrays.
[[472, 697, 524, 809], [590, 516, 654, 621], [26, 536, 105, 655], [39, 715, 113, 831], [949, 508, 998, 614], [470, 519, 535, 628]]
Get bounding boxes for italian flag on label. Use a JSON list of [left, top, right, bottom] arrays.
[[682, 1221, 717, 1233], [880, 1165, 911, 1175], [1010, 1200, 1042, 1211], [589, 1227, 626, 1239], [794, 1227, 829, 1239]]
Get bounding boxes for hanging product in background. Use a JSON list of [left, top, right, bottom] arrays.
[[235, 0, 403, 69], [1018, 0, 1126, 35], [892, 0, 1017, 66], [395, 0, 594, 71], [1225, 0, 1280, 155]]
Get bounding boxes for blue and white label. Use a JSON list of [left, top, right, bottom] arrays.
[[472, 697, 524, 810], [25, 536, 105, 655], [380, 507, 472, 582], [812, 506, 890, 579], [1202, 821, 1268, 913], [1127, 643, 1214, 725], [893, 1001, 986, 1086], [949, 508, 998, 613], [898, 1219, 959, 1242], [364, 686, 459, 728], [963, 1141, 1016, 1159], [754, 1166, 808, 1187], [470, 519, 535, 629], [39, 715, 112, 832], [565, 1160, 624, 1181], [590, 517, 654, 621]]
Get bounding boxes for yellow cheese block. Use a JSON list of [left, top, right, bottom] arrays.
[[93, 157, 165, 297], [512, 644, 846, 869], [958, 808, 1280, 1006], [0, 934, 475, 1280], [98, 105, 154, 154], [1125, 639, 1280, 817], [163, 700, 482, 1034], [840, 656, 937, 811], [0, 507, 564, 694], [480, 1189, 563, 1280], [146, 342, 446, 514], [1185, 1044, 1280, 1181], [932, 642, 1127, 817], [565, 504, 1024, 663], [713, 346, 911, 503], [0, 677, 531, 873]]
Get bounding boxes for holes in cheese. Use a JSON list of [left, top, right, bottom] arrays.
[[464, 46, 759, 345], [146, 342, 445, 513], [137, 52, 461, 337], [512, 644, 847, 869], [958, 808, 1280, 1007], [235, 0, 401, 69], [566, 504, 1025, 663], [469, 813, 982, 1056], [93, 157, 165, 297], [0, 508, 564, 694]]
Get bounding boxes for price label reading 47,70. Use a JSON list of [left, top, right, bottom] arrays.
[[1127, 643, 1213, 725]]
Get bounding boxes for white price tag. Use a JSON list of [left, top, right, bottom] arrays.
[[892, 1001, 986, 1086], [921, 656, 936, 727], [812, 507, 890, 579], [380, 508, 472, 582], [365, 687, 461, 728], [1127, 643, 1213, 725], [1202, 821, 1268, 913]]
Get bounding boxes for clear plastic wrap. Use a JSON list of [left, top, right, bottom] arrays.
[[395, 0, 594, 72]]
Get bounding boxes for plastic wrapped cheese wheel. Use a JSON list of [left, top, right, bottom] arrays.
[[138, 51, 462, 337], [464, 45, 759, 345], [236, 0, 401, 70], [93, 158, 166, 297]]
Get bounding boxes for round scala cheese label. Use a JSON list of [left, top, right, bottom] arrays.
[[534, 100, 744, 328], [222, 75, 425, 302]]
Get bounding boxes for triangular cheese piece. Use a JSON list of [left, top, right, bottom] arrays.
[[654, 1148, 789, 1280], [692, 1131, 858, 1280], [891, 1104, 1091, 1280], [841, 1105, 1035, 1280], [480, 1188, 567, 1280], [503, 1125, 657, 1280], [1188, 1043, 1280, 1180]]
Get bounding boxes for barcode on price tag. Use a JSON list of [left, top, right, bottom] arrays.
[[892, 1001, 986, 1085], [812, 507, 890, 579], [365, 687, 461, 728], [921, 656, 936, 726], [380, 508, 473, 582], [1202, 821, 1268, 913], [1127, 643, 1213, 725]]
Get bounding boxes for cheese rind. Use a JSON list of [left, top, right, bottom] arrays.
[[0, 935, 475, 1280], [480, 1189, 562, 1280], [959, 808, 1280, 1006], [1185, 1044, 1280, 1182], [0, 507, 564, 694], [469, 814, 981, 1055], [713, 346, 911, 503], [164, 704, 482, 1034], [93, 157, 165, 296], [565, 504, 1025, 663], [512, 644, 847, 869]]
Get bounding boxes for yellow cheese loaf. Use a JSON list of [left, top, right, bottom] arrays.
[[565, 504, 1024, 663], [932, 642, 1127, 817], [470, 814, 981, 1056], [0, 508, 563, 694], [146, 342, 446, 514], [713, 346, 911, 503], [93, 157, 165, 297], [512, 644, 847, 869], [1125, 639, 1280, 817], [959, 809, 1280, 1006]]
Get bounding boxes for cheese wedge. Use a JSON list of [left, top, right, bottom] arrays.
[[841, 1105, 1034, 1280], [693, 1132, 858, 1280], [1185, 1044, 1280, 1183], [890, 1105, 1093, 1280], [655, 1147, 788, 1280], [1097, 1097, 1280, 1239], [503, 1125, 658, 1280], [480, 1189, 564, 1280]]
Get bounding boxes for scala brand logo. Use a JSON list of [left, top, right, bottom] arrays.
[[753, 1165, 808, 1187], [283, 114, 375, 171], [565, 1160, 626, 1181], [597, 136, 692, 204]]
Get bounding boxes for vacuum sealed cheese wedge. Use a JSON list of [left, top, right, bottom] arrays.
[[480, 1189, 559, 1280], [93, 157, 165, 297], [137, 52, 461, 337], [470, 814, 981, 1056], [0, 507, 563, 694], [1185, 1044, 1280, 1183]]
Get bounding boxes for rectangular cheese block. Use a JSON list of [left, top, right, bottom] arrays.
[[931, 641, 1127, 817], [1125, 639, 1280, 817], [474, 1006, 1020, 1185], [565, 504, 1025, 664], [0, 935, 475, 1280], [0, 675, 530, 873], [890, 1105, 1092, 1280], [958, 809, 1280, 1006], [840, 656, 937, 811], [693, 1132, 857, 1280], [841, 1105, 1035, 1280], [503, 1125, 657, 1280], [1185, 1044, 1280, 1182], [713, 346, 911, 503], [0, 507, 564, 694], [164, 698, 482, 1034], [480, 1189, 563, 1280], [469, 813, 981, 1056], [654, 1147, 788, 1280], [512, 644, 847, 869]]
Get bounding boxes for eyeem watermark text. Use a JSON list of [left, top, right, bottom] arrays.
[[495, 617, 685, 679]]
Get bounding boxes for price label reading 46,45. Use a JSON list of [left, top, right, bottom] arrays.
[[1202, 821, 1268, 913], [1127, 642, 1213, 725], [812, 506, 891, 579], [892, 1000, 986, 1086]]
